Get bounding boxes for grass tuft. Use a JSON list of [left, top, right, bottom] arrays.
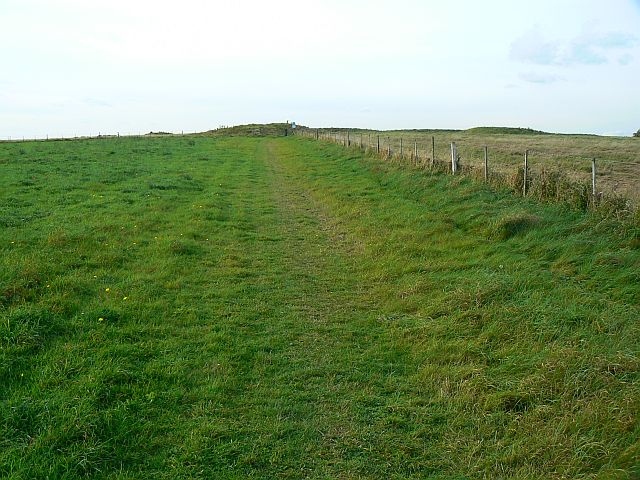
[[169, 239, 202, 256], [485, 391, 532, 413], [490, 213, 542, 240], [0, 306, 59, 348]]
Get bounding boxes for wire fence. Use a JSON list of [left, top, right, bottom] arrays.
[[296, 128, 639, 220], [0, 131, 201, 143]]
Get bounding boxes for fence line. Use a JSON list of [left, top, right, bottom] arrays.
[[295, 128, 637, 218], [0, 131, 200, 143]]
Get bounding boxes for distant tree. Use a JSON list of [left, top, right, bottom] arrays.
[[634, 129, 640, 137]]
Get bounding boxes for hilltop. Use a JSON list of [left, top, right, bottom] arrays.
[[202, 123, 291, 137]]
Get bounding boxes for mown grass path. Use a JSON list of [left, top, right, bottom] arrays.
[[1, 137, 638, 479]]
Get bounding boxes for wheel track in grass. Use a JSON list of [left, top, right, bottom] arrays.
[[184, 138, 446, 478], [163, 137, 447, 479], [243, 138, 640, 479]]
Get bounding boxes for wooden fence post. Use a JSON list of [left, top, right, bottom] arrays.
[[484, 146, 488, 181], [450, 142, 457, 174], [377, 135, 380, 154], [523, 150, 529, 196], [360, 133, 363, 149], [592, 158, 597, 201], [347, 131, 350, 147], [431, 136, 435, 167], [414, 140, 418, 164]]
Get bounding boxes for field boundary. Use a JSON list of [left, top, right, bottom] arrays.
[[296, 127, 639, 222]]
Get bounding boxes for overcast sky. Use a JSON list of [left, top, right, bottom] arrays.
[[1, 0, 639, 137]]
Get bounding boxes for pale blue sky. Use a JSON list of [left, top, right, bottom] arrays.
[[1, 0, 639, 137]]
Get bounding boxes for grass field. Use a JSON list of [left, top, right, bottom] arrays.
[[1, 135, 639, 478], [309, 127, 640, 205]]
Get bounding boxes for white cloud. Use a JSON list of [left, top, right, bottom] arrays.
[[510, 31, 559, 65], [618, 53, 634, 65], [519, 71, 563, 84], [510, 29, 638, 66]]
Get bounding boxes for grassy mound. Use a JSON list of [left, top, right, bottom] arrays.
[[203, 123, 290, 137], [466, 126, 551, 135]]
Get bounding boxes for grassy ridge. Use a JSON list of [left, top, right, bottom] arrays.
[[1, 136, 638, 478]]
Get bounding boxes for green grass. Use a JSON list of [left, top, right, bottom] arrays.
[[1, 135, 638, 479]]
